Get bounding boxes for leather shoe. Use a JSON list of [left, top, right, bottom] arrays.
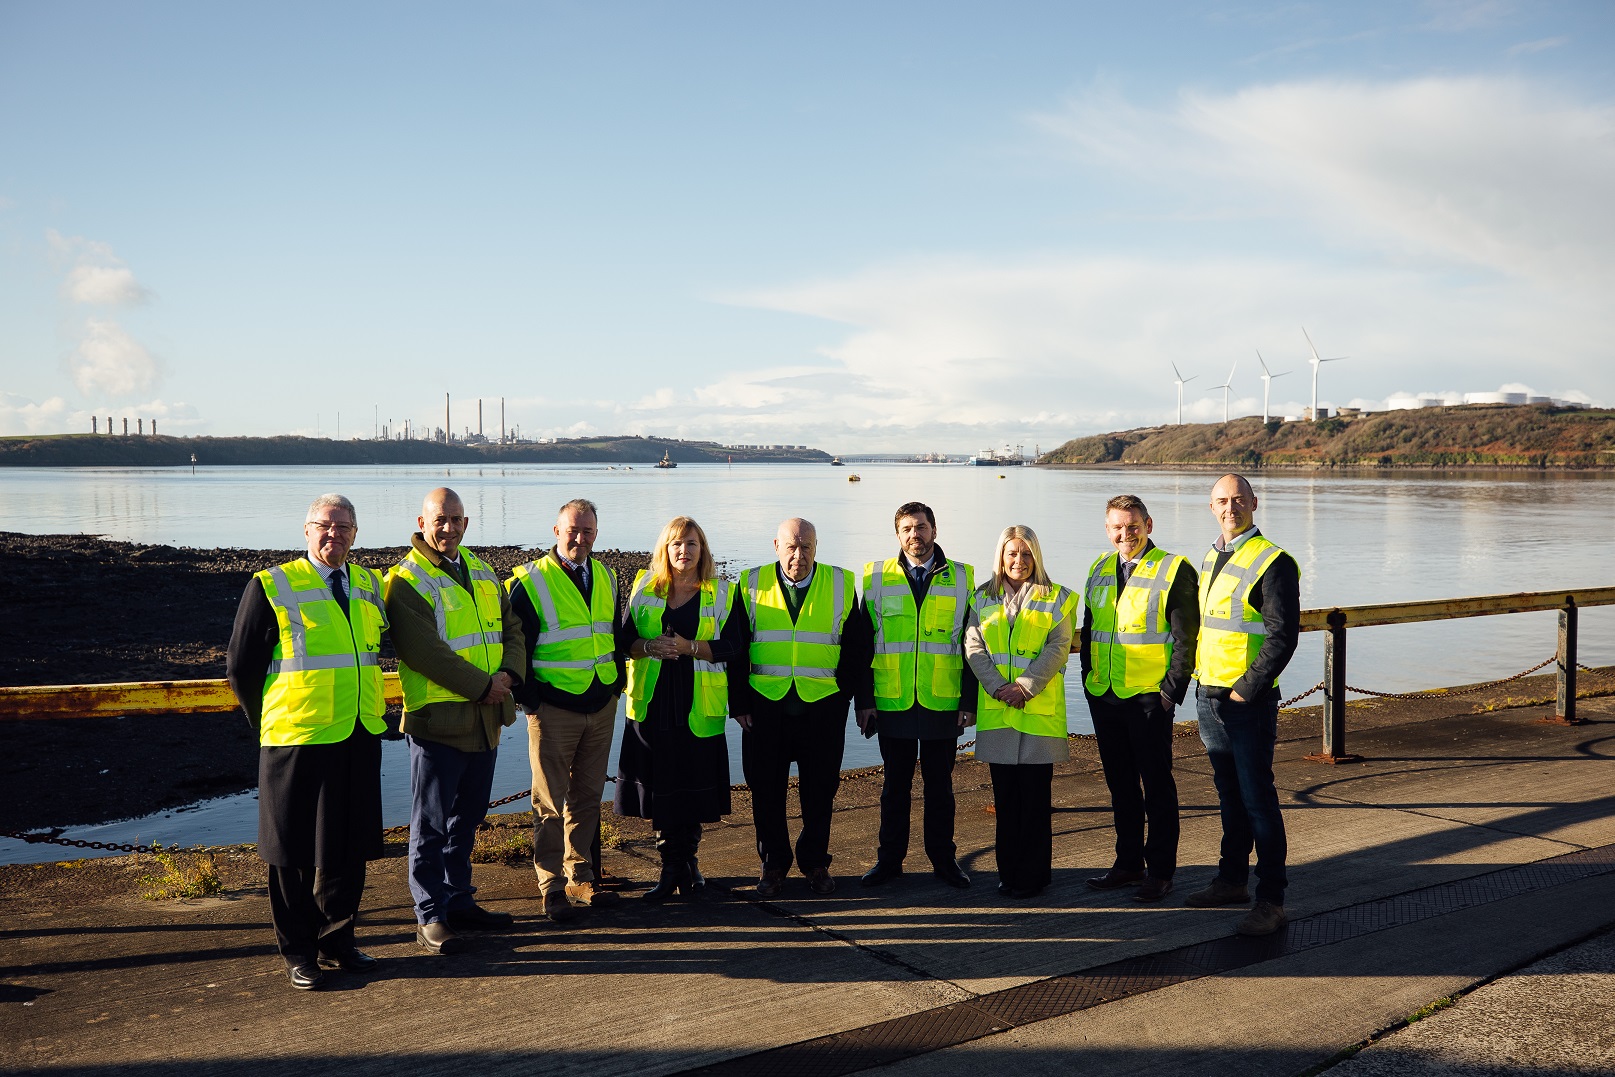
[[1133, 877, 1174, 903], [544, 892, 578, 922], [1237, 900, 1288, 936], [565, 880, 620, 907], [932, 861, 970, 889], [1086, 868, 1146, 891], [416, 921, 462, 955], [317, 947, 378, 972], [286, 961, 324, 990], [996, 881, 1013, 897], [861, 861, 903, 887], [755, 868, 786, 899], [1183, 878, 1251, 907], [806, 866, 836, 895], [446, 903, 514, 930]]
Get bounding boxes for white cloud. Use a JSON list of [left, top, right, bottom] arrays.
[[47, 228, 153, 305], [68, 318, 161, 397], [0, 393, 202, 436], [0, 393, 75, 435], [1506, 36, 1569, 57]]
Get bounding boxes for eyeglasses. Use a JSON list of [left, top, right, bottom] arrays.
[[307, 520, 356, 535]]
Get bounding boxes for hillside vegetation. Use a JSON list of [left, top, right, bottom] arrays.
[[0, 434, 830, 468], [1041, 405, 1615, 469]]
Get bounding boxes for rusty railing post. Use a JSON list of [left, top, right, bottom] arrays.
[[1544, 597, 1582, 726], [1308, 609, 1361, 763]]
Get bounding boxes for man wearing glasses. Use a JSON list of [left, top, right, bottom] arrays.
[[227, 494, 389, 990], [1186, 474, 1301, 936]]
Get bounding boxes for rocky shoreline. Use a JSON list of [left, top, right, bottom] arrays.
[[1, 533, 647, 833]]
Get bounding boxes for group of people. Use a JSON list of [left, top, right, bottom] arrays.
[[226, 474, 1300, 992]]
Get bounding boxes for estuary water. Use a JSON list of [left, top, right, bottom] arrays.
[[3, 461, 1612, 862]]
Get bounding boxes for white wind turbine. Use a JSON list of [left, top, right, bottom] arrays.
[[1256, 349, 1291, 424], [1302, 327, 1347, 421], [1207, 361, 1237, 423], [1171, 362, 1197, 425]]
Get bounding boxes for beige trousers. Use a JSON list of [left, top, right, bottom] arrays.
[[527, 697, 617, 896]]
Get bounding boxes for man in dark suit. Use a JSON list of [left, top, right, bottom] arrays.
[[227, 493, 388, 991], [856, 502, 976, 889]]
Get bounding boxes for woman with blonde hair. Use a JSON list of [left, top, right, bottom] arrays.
[[964, 524, 1077, 899], [614, 516, 749, 900]]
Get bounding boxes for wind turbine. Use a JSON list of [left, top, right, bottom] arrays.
[[1256, 349, 1291, 424], [1171, 362, 1197, 425], [1302, 327, 1348, 421], [1207, 362, 1237, 423]]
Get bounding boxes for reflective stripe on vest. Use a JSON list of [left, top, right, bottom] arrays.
[[740, 563, 853, 703], [863, 557, 974, 712], [1083, 547, 1184, 698], [256, 558, 388, 746], [390, 546, 506, 710], [1194, 534, 1293, 689], [507, 556, 619, 691], [973, 583, 1073, 738], [623, 570, 732, 737]]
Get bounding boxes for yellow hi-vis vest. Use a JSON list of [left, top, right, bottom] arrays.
[[255, 558, 388, 747], [1194, 533, 1295, 689], [740, 562, 854, 703], [1083, 547, 1186, 698], [389, 546, 506, 711], [863, 557, 974, 712], [974, 582, 1076, 738], [624, 570, 732, 737], [507, 555, 619, 694]]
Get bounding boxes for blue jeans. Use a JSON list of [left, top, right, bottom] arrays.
[[408, 736, 499, 925], [1196, 691, 1287, 904]]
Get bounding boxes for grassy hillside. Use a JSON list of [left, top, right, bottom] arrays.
[[1040, 405, 1615, 469], [0, 434, 830, 468]]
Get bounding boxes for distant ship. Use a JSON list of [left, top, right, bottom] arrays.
[[656, 450, 677, 469], [830, 457, 844, 466], [969, 444, 1026, 467]]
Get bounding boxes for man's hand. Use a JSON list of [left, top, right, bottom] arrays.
[[993, 684, 1030, 708], [1230, 689, 1247, 703], [1159, 692, 1176, 715], [856, 708, 878, 736], [958, 710, 975, 729], [480, 671, 514, 705], [733, 713, 753, 731]]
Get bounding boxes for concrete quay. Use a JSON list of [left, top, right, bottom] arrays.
[[4, 691, 1613, 1076]]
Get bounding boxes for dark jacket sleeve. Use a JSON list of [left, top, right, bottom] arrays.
[[835, 590, 873, 699], [610, 571, 627, 692], [852, 595, 878, 711], [1078, 599, 1094, 681], [718, 587, 752, 717], [498, 586, 525, 685], [225, 576, 277, 734], [510, 582, 544, 710], [385, 572, 495, 703], [1161, 561, 1200, 705], [1234, 553, 1301, 702]]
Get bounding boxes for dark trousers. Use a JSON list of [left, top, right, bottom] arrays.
[[1196, 691, 1288, 903], [876, 735, 958, 868], [407, 735, 499, 925], [268, 863, 367, 966], [989, 762, 1054, 892], [1087, 691, 1180, 880], [741, 708, 846, 874], [654, 823, 704, 864]]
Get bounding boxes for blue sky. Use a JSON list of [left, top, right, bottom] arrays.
[[2, 1, 1611, 450]]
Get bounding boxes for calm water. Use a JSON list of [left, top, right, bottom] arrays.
[[4, 462, 1611, 862]]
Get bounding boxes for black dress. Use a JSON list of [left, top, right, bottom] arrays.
[[614, 586, 749, 830]]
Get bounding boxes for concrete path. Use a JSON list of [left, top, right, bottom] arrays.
[[3, 694, 1613, 1076]]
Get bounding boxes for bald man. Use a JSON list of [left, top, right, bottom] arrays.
[[1186, 474, 1300, 937], [736, 519, 870, 897], [386, 488, 525, 954]]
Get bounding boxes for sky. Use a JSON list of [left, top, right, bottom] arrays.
[[2, 1, 1612, 451]]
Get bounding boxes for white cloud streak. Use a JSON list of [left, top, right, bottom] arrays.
[[69, 318, 161, 397]]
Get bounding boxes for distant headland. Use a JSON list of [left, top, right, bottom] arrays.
[[1040, 404, 1615, 470], [0, 433, 832, 468]]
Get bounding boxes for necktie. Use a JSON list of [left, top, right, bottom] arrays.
[[912, 564, 926, 584], [329, 568, 348, 605], [1119, 560, 1133, 589]]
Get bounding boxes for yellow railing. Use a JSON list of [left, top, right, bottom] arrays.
[[0, 672, 405, 720]]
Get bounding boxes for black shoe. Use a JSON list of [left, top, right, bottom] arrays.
[[1086, 868, 1146, 891], [996, 881, 1013, 896], [287, 962, 324, 990], [446, 903, 514, 930], [317, 948, 378, 973], [415, 922, 462, 955], [861, 861, 903, 887], [932, 861, 970, 889]]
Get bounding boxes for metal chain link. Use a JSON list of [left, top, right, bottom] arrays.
[[7, 655, 1605, 856]]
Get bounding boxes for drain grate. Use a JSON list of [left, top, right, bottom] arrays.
[[678, 842, 1615, 1076]]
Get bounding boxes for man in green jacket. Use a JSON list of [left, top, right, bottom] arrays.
[[386, 487, 526, 955]]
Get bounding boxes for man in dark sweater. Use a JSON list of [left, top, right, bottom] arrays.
[[1186, 473, 1301, 936]]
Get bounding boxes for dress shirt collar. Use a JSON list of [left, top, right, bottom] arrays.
[[1214, 526, 1261, 554], [780, 563, 815, 589]]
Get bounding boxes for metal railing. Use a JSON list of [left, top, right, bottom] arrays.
[[3, 586, 1613, 763], [1297, 586, 1615, 762]]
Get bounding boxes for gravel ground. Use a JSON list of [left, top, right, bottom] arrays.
[[1, 533, 647, 833]]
